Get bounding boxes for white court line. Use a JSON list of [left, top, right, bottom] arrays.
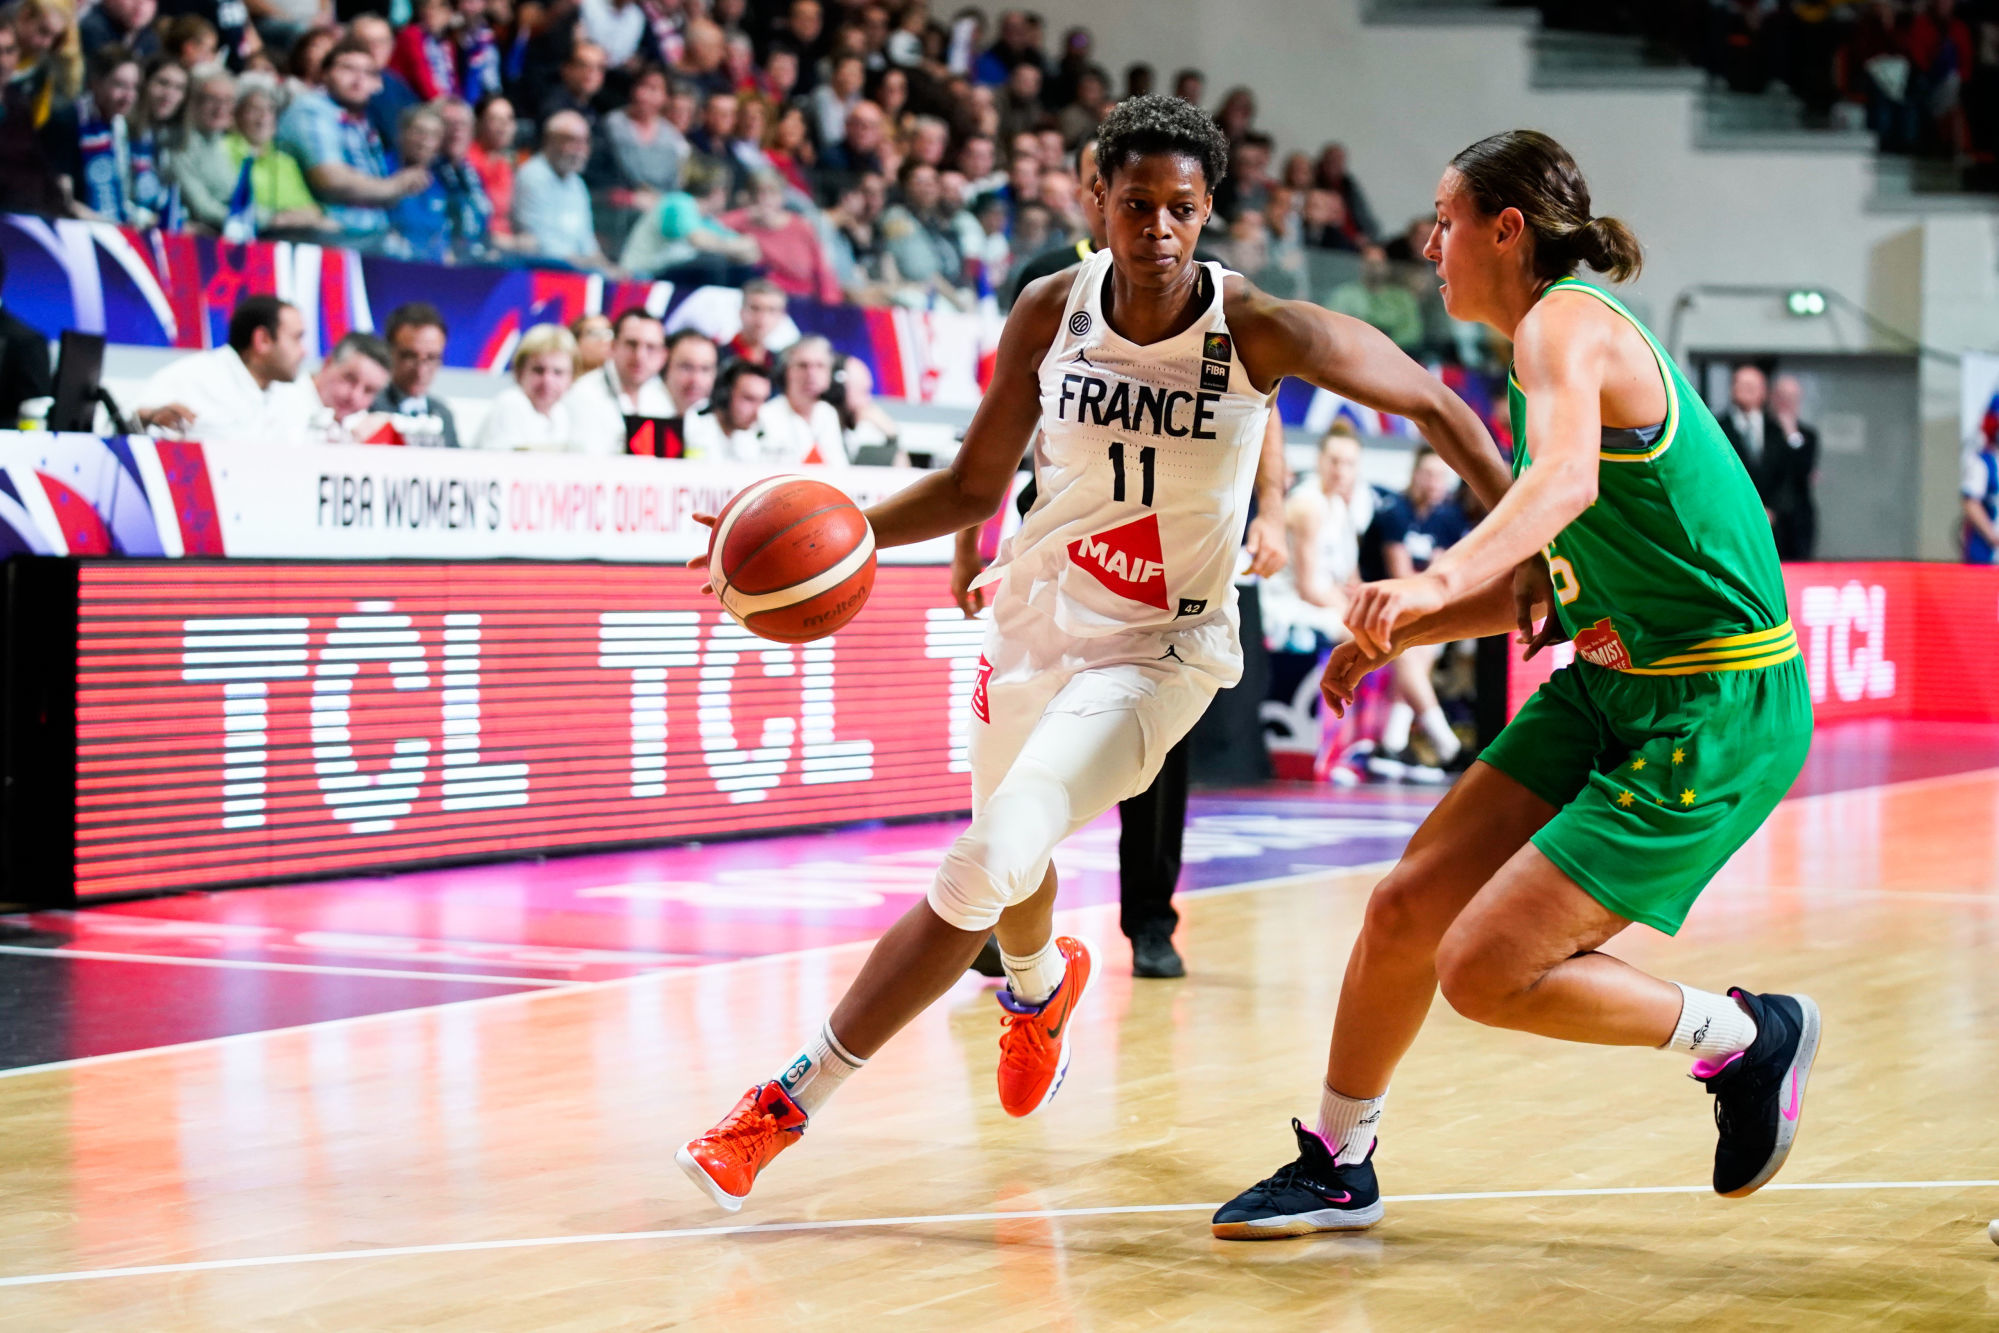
[[0, 763, 1990, 1084], [0, 944, 574, 989], [0, 1178, 1991, 1290]]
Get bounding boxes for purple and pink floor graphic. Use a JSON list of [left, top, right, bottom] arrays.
[[0, 718, 1991, 1073]]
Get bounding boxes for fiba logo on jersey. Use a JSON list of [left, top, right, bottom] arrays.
[[1069, 312, 1093, 337], [1202, 333, 1232, 363], [1200, 361, 1230, 392]]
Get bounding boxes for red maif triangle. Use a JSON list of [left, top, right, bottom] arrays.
[[630, 419, 658, 456], [1068, 513, 1170, 610]]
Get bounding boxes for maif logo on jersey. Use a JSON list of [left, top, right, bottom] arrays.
[[1069, 514, 1170, 609]]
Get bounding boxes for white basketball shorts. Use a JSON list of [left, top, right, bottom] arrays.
[[926, 591, 1240, 931]]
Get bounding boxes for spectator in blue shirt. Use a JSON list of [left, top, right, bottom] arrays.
[[78, 0, 159, 60], [350, 14, 420, 155], [278, 33, 431, 243], [512, 109, 616, 271], [1963, 423, 1999, 564], [973, 10, 1041, 86], [42, 44, 146, 224], [386, 104, 450, 261], [433, 97, 494, 259]]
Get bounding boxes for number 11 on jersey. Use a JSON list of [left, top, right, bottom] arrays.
[[1110, 441, 1156, 506]]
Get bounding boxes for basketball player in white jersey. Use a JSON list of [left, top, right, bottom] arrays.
[[677, 95, 1513, 1213]]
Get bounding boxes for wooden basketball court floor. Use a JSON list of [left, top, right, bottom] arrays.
[[2, 720, 1997, 1329]]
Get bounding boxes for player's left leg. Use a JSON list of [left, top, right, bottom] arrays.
[[677, 685, 1182, 1210], [1438, 835, 1819, 1200]]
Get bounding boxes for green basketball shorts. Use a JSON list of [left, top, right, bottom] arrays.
[[1478, 656, 1813, 934]]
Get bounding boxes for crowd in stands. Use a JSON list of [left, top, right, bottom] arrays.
[[1524, 1, 1999, 173], [0, 0, 1457, 352]]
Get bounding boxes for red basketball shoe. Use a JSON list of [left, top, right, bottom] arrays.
[[677, 1082, 808, 1212], [996, 936, 1094, 1117]]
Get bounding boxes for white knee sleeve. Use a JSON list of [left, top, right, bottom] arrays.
[[928, 755, 1072, 931], [927, 705, 1150, 932]]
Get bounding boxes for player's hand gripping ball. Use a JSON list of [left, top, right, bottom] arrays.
[[704, 476, 876, 643]]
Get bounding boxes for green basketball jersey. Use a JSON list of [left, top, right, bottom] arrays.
[[1506, 277, 1797, 675]]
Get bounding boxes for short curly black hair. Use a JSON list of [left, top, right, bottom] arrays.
[[1094, 94, 1229, 193]]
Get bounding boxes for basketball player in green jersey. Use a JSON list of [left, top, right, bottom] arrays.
[[1214, 130, 1818, 1240]]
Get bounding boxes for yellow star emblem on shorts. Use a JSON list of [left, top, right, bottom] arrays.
[[1672, 747, 1685, 765], [1617, 790, 1635, 808], [1630, 757, 1647, 771], [1680, 788, 1696, 806]]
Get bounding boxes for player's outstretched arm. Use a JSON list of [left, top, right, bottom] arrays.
[[859, 275, 1066, 549], [1227, 282, 1512, 511], [1319, 573, 1517, 715], [1343, 300, 1607, 653]]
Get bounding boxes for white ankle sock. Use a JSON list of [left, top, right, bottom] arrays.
[[775, 1021, 865, 1117], [1316, 1083, 1385, 1166], [1002, 938, 1066, 1006], [1665, 983, 1758, 1061], [1381, 702, 1414, 754], [1417, 706, 1460, 762]]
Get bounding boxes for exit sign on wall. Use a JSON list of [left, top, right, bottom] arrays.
[[68, 562, 985, 898]]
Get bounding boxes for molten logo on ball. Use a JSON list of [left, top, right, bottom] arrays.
[[709, 475, 877, 644]]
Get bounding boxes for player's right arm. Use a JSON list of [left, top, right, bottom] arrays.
[[1318, 574, 1518, 716], [1229, 284, 1513, 511], [859, 275, 1066, 549]]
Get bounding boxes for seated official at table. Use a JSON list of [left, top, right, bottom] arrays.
[[683, 358, 775, 464], [564, 307, 674, 456], [373, 302, 459, 447], [757, 334, 846, 465], [133, 294, 316, 443], [306, 333, 393, 444], [470, 322, 578, 452], [663, 329, 718, 416]]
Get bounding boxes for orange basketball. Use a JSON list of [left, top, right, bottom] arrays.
[[708, 475, 876, 643]]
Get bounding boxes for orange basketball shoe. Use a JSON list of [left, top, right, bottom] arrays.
[[676, 1082, 808, 1212], [996, 936, 1093, 1117]]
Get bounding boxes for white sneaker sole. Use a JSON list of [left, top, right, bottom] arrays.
[[1211, 1201, 1387, 1240], [1721, 992, 1821, 1199], [676, 1145, 746, 1213]]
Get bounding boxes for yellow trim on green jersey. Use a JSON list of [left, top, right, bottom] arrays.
[[1622, 621, 1801, 675], [1688, 623, 1796, 651], [1539, 278, 1680, 464]]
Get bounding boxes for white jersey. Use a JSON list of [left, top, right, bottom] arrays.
[[975, 249, 1272, 639]]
